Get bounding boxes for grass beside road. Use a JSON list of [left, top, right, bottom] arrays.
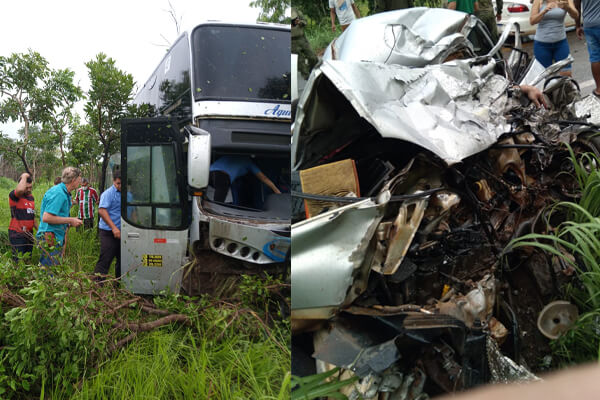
[[506, 149, 600, 367], [62, 313, 290, 399], [0, 176, 290, 399]]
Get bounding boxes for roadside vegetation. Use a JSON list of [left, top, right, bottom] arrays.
[[0, 177, 290, 399], [507, 148, 600, 366]]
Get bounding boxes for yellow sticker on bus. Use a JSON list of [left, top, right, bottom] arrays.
[[142, 254, 163, 267]]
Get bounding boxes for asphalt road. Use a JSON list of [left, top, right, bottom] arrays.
[[519, 30, 596, 96]]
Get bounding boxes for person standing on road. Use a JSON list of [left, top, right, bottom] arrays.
[[575, 0, 600, 96], [330, 0, 361, 32], [36, 167, 83, 267], [73, 177, 99, 230], [476, 0, 503, 43], [94, 172, 122, 280], [448, 0, 479, 14], [531, 0, 579, 77], [8, 172, 37, 260]]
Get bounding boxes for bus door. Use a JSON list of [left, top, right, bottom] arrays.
[[120, 117, 191, 294]]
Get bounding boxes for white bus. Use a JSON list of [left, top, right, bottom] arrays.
[[120, 22, 291, 294]]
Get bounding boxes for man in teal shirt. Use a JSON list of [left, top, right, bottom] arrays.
[[37, 167, 83, 266], [448, 0, 479, 14]]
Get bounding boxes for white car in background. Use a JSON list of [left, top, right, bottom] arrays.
[[497, 1, 576, 37]]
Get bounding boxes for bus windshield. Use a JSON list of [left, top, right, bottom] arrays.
[[192, 25, 290, 102]]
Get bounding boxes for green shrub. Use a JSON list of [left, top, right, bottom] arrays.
[[0, 179, 290, 399]]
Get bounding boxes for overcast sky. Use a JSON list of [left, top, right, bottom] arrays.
[[0, 0, 262, 138]]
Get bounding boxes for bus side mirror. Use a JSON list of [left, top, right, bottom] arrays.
[[187, 127, 211, 189]]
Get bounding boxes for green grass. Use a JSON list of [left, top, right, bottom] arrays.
[[505, 147, 600, 365], [62, 323, 290, 399], [0, 176, 290, 399], [305, 23, 338, 55], [0, 176, 101, 272]]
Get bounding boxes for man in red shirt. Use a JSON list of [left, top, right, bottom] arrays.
[[8, 172, 37, 260], [73, 177, 99, 230]]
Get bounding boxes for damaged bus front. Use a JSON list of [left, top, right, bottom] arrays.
[[121, 22, 291, 295]]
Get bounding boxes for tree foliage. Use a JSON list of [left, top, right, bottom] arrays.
[[42, 68, 83, 167], [68, 119, 103, 182], [0, 135, 21, 176], [250, 0, 291, 23], [0, 51, 82, 175], [84, 53, 135, 193], [293, 0, 337, 23], [0, 51, 51, 173], [24, 124, 62, 182]]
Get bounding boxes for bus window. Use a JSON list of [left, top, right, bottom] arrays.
[[192, 25, 290, 102], [125, 143, 183, 228]]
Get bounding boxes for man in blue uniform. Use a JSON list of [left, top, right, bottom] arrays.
[[94, 172, 122, 279]]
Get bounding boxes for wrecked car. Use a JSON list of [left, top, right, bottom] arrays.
[[291, 7, 600, 399]]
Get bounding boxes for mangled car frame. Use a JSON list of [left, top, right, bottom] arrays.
[[291, 7, 600, 399]]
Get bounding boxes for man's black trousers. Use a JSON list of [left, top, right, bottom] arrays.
[[94, 229, 121, 278]]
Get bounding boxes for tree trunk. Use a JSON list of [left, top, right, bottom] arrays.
[[21, 117, 30, 174], [16, 148, 31, 175], [100, 145, 110, 194], [98, 103, 105, 190], [59, 133, 66, 167]]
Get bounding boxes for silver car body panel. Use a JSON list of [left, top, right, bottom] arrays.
[[574, 94, 600, 125], [323, 8, 478, 66], [519, 56, 574, 87], [292, 58, 511, 167], [291, 195, 389, 319]]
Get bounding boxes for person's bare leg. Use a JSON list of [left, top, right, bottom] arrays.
[[592, 61, 600, 95], [559, 70, 572, 77]]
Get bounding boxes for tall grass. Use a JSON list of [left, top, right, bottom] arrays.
[[0, 176, 291, 398], [505, 147, 600, 364], [62, 323, 290, 399]]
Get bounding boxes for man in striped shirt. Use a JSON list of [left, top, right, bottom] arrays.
[[8, 172, 37, 260], [74, 178, 99, 230]]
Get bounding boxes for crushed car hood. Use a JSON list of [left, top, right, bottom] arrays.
[[292, 58, 511, 168], [323, 8, 478, 66]]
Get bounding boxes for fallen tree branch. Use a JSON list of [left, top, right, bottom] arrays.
[[140, 305, 172, 316], [114, 314, 191, 331], [0, 289, 26, 308], [110, 298, 140, 313], [108, 332, 138, 353]]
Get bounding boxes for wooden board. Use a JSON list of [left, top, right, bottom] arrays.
[[299, 159, 360, 218]]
